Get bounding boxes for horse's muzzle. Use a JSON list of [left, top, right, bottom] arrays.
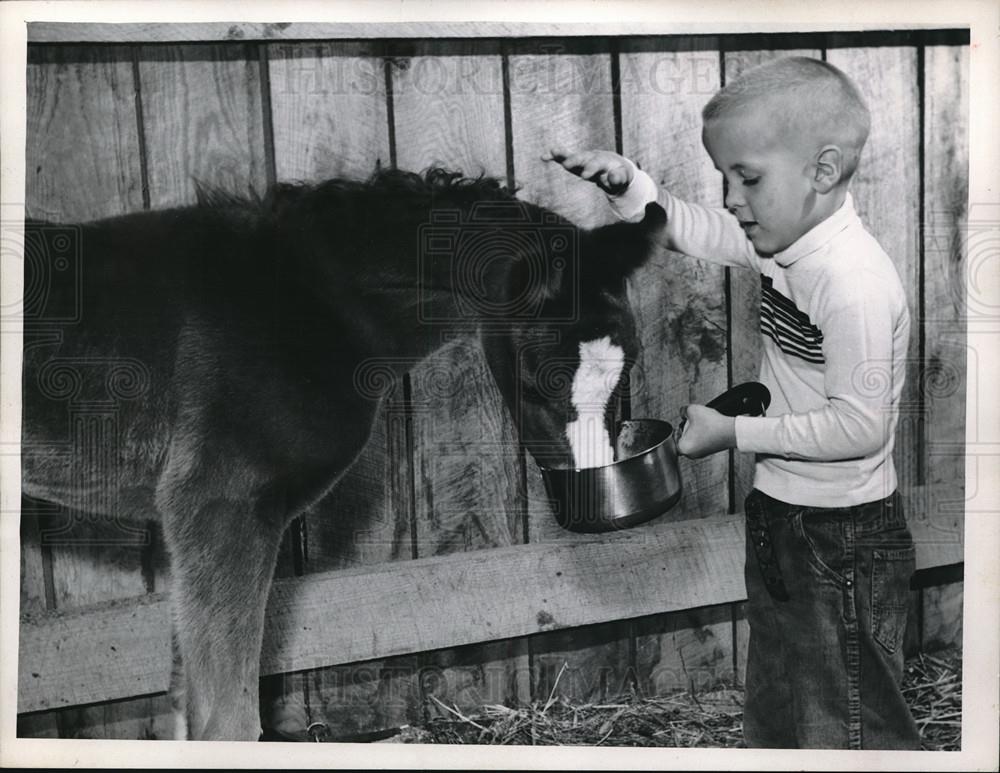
[[541, 382, 770, 532]]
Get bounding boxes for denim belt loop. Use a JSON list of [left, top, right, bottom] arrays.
[[746, 492, 790, 602]]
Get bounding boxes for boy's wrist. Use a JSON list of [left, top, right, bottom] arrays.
[[734, 415, 760, 452], [608, 159, 658, 223]]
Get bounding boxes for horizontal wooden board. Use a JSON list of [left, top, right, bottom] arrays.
[[27, 22, 678, 43], [25, 24, 972, 45], [19, 484, 962, 714]]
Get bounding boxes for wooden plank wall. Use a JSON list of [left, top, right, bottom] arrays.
[[18, 30, 968, 740], [16, 495, 962, 717]]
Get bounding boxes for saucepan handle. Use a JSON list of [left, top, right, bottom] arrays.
[[677, 381, 771, 440], [705, 381, 771, 417]]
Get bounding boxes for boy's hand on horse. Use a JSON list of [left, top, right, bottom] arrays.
[[677, 404, 737, 459], [543, 148, 634, 196]]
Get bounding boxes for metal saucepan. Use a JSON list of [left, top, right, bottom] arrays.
[[540, 382, 771, 533]]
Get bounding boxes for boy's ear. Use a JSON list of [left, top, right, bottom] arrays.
[[812, 146, 844, 193]]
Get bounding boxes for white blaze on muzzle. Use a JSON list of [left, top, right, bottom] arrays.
[[565, 336, 625, 469]]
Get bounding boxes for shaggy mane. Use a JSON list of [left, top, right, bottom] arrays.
[[194, 165, 547, 225]]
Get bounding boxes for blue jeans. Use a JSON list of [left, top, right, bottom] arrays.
[[742, 489, 922, 749]]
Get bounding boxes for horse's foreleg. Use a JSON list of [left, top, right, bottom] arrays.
[[163, 498, 286, 741]]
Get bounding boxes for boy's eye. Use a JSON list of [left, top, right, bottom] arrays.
[[742, 177, 760, 187]]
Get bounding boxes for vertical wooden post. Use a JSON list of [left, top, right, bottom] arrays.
[[919, 42, 969, 654]]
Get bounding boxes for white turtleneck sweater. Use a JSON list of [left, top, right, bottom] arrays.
[[612, 167, 910, 507]]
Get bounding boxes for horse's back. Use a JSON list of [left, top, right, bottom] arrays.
[[21, 207, 265, 516], [21, 200, 385, 522]]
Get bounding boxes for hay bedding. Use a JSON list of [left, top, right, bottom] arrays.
[[374, 650, 961, 750]]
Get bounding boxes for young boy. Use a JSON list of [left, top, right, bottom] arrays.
[[546, 57, 920, 750]]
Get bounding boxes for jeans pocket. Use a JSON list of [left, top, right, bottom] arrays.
[[871, 546, 916, 653], [793, 511, 848, 585]]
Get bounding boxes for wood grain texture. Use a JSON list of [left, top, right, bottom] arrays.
[[389, 43, 515, 556], [388, 42, 528, 719], [524, 454, 565, 544], [410, 340, 523, 554], [18, 504, 47, 612], [636, 604, 734, 694], [420, 641, 530, 722], [305, 654, 423, 739], [267, 41, 390, 182], [721, 47, 822, 508], [920, 46, 974, 668], [508, 41, 617, 228], [18, 513, 742, 712], [619, 40, 727, 520], [922, 581, 963, 653], [138, 43, 268, 207], [826, 45, 922, 494], [305, 398, 413, 573], [16, 506, 57, 738], [25, 45, 143, 220], [531, 623, 632, 704], [20, 592, 171, 713], [505, 40, 627, 703], [391, 41, 507, 177], [27, 21, 759, 44], [733, 602, 749, 686], [27, 25, 969, 48], [922, 45, 968, 506], [19, 484, 960, 715]]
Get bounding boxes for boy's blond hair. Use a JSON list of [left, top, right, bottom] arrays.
[[703, 57, 871, 180]]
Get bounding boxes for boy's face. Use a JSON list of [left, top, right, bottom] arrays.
[[702, 110, 821, 255]]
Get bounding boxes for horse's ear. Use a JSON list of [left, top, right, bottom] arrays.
[[640, 201, 667, 231], [584, 201, 667, 279]]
